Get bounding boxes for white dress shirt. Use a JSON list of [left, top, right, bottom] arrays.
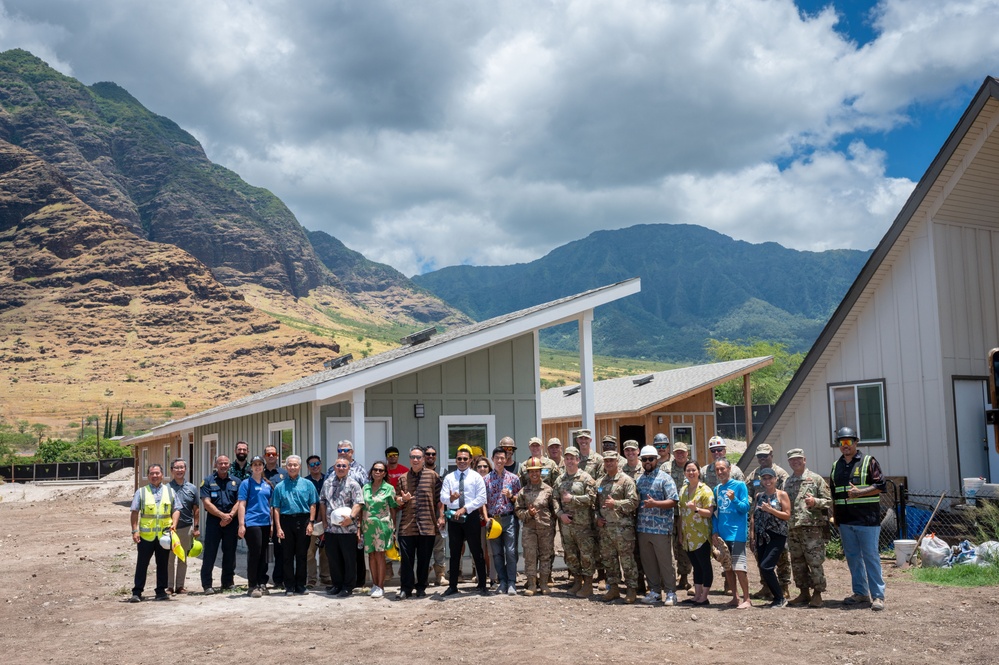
[[440, 467, 487, 513]]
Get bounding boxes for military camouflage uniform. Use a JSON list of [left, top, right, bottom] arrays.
[[596, 471, 640, 589], [582, 451, 605, 480], [746, 464, 792, 589], [556, 470, 599, 577], [622, 462, 644, 480], [519, 456, 560, 489], [785, 468, 832, 593], [515, 481, 558, 586], [701, 460, 744, 571], [665, 459, 692, 580]]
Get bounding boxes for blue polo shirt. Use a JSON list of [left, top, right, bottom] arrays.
[[238, 477, 273, 528], [271, 475, 319, 516]]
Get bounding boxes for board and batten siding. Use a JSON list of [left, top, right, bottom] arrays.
[[320, 334, 538, 464], [193, 402, 312, 464], [768, 217, 947, 492]]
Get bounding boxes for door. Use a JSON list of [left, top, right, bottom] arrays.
[[617, 425, 646, 451], [954, 379, 991, 482], [326, 417, 391, 470]]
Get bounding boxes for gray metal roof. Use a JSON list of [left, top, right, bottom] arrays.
[[540, 356, 773, 420], [744, 76, 999, 465], [127, 278, 640, 442]]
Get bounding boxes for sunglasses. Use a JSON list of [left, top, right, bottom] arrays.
[[425, 452, 437, 456], [387, 453, 399, 458], [476, 465, 489, 470], [410, 455, 423, 460], [265, 452, 278, 457], [334, 464, 348, 469], [456, 457, 470, 462], [337, 448, 351, 453], [641, 457, 657, 462], [372, 468, 386, 473], [308, 462, 321, 467]]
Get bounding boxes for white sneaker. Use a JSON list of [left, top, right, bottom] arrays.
[[640, 591, 661, 605], [507, 587, 518, 596], [371, 585, 384, 599], [663, 592, 678, 606]]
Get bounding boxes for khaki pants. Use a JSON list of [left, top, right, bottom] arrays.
[[307, 527, 331, 586], [167, 524, 194, 591]]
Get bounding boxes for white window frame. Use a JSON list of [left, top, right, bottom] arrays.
[[670, 424, 695, 449], [164, 444, 171, 471], [828, 379, 888, 446], [438, 415, 496, 470], [269, 420, 296, 464], [141, 447, 149, 475], [203, 433, 218, 472]]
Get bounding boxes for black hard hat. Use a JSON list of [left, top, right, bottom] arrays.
[[835, 426, 859, 442]]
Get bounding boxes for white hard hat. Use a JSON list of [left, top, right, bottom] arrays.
[[158, 533, 172, 549], [640, 446, 659, 458]]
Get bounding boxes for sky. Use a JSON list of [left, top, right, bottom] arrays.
[[2, 0, 998, 276]]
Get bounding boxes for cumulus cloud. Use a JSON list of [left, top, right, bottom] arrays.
[[2, 0, 998, 275]]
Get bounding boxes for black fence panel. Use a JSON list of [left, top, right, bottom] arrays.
[[0, 465, 11, 482], [100, 457, 132, 476], [13, 465, 33, 481], [34, 464, 58, 480], [57, 462, 79, 479], [79, 461, 99, 480]]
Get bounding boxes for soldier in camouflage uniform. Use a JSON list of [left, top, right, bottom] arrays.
[[557, 446, 599, 598], [702, 436, 744, 578], [596, 451, 640, 604], [745, 443, 791, 600], [784, 448, 832, 607], [667, 441, 693, 592], [621, 440, 644, 479], [515, 456, 558, 596], [575, 429, 605, 480]]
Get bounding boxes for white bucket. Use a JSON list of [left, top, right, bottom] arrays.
[[964, 477, 986, 506], [894, 539, 917, 568]]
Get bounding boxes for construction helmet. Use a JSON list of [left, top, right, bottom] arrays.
[[158, 533, 172, 550], [708, 435, 726, 449], [525, 456, 544, 470], [835, 427, 859, 442], [653, 433, 670, 445], [486, 518, 503, 540], [188, 539, 204, 558]]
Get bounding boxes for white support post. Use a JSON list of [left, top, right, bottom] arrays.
[[350, 388, 366, 467], [310, 400, 322, 456], [578, 310, 596, 433]]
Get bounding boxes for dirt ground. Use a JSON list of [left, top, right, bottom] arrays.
[[0, 477, 996, 665]]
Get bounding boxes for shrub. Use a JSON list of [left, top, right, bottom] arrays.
[[169, 400, 185, 408], [826, 537, 845, 560]]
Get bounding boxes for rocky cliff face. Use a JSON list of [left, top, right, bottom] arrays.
[[0, 49, 329, 296], [0, 139, 338, 421]]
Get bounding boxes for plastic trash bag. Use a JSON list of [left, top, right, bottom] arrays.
[[976, 540, 999, 565], [919, 534, 951, 567], [946, 540, 976, 567]]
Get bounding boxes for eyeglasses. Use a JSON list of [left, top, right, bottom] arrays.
[[640, 457, 657, 462], [308, 462, 321, 467], [334, 464, 348, 469], [337, 448, 351, 453], [410, 455, 423, 460]]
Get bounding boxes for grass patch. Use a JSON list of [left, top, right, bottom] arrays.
[[826, 537, 845, 560], [909, 562, 999, 587]]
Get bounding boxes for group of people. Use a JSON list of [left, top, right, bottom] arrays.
[[129, 427, 887, 612]]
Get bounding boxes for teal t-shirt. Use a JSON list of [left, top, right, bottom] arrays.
[[271, 476, 319, 516]]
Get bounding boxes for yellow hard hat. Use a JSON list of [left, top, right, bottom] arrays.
[[188, 538, 204, 558], [457, 444, 473, 455], [486, 518, 503, 540], [525, 456, 544, 471]]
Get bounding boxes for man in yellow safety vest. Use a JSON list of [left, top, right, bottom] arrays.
[[129, 463, 180, 603]]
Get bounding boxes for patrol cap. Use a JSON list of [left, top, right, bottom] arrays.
[[623, 440, 640, 451], [755, 444, 774, 456], [758, 467, 777, 477], [601, 435, 618, 448], [602, 450, 619, 460], [786, 448, 805, 460], [547, 437, 562, 449], [528, 437, 544, 447], [672, 442, 689, 453], [575, 429, 593, 440], [250, 455, 264, 465], [640, 445, 658, 458], [564, 446, 580, 457]]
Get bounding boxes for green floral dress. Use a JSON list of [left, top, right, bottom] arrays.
[[361, 481, 398, 554]]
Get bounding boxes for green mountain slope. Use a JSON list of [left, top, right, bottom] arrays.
[[413, 223, 870, 361]]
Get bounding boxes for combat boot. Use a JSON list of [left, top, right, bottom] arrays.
[[539, 580, 550, 595], [433, 564, 446, 587], [787, 589, 811, 606], [751, 585, 772, 600], [624, 588, 637, 604], [602, 585, 620, 602], [808, 591, 823, 608], [677, 574, 690, 591], [782, 584, 790, 600], [524, 578, 536, 597], [568, 576, 582, 595], [576, 578, 593, 599]]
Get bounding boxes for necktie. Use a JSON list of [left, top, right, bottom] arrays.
[[458, 471, 465, 508]]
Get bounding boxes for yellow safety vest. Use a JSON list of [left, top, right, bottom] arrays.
[[139, 485, 174, 542], [831, 454, 880, 506]]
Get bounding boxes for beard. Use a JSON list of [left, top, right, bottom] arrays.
[[235, 453, 248, 462]]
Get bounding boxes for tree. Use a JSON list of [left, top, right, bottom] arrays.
[[30, 422, 50, 444], [15, 419, 29, 434], [705, 338, 805, 405], [103, 408, 112, 439], [114, 408, 124, 437]]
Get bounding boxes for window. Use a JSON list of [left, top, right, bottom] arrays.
[[203, 434, 218, 471], [828, 380, 887, 445], [671, 425, 693, 447], [438, 415, 496, 470], [163, 445, 171, 471], [141, 448, 148, 474], [269, 420, 295, 464]]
